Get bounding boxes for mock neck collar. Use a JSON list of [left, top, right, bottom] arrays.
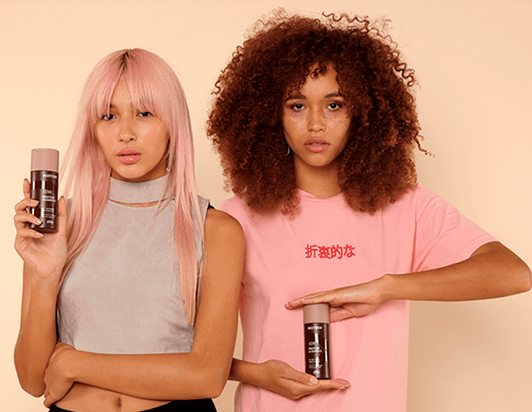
[[108, 175, 169, 204]]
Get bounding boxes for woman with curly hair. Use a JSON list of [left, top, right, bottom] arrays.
[[207, 9, 531, 412]]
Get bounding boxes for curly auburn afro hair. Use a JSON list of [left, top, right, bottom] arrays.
[[207, 9, 425, 215]]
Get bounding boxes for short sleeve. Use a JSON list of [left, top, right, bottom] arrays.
[[412, 185, 497, 272]]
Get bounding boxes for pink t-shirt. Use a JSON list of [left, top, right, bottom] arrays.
[[220, 184, 496, 412]]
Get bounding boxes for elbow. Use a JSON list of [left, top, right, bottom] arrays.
[[25, 385, 45, 399], [519, 262, 532, 293], [507, 257, 532, 295], [16, 373, 45, 398], [195, 367, 228, 399], [495, 244, 532, 295], [187, 355, 231, 399], [14, 357, 45, 398], [204, 383, 225, 400]]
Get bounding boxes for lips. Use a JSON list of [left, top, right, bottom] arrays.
[[305, 138, 329, 153], [117, 149, 141, 165]]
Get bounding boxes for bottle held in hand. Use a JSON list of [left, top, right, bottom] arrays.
[[304, 303, 330, 379], [29, 148, 59, 233]]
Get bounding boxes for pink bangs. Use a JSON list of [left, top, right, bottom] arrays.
[[87, 50, 169, 129]]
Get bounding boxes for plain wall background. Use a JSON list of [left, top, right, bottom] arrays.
[[1, 1, 530, 411]]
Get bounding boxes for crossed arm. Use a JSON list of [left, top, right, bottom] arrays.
[[43, 209, 244, 406], [14, 180, 244, 406]]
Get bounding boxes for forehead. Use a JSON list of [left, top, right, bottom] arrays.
[[104, 79, 153, 114], [109, 81, 132, 105], [289, 66, 341, 98]]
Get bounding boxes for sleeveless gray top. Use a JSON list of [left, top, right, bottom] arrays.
[[57, 176, 209, 354]]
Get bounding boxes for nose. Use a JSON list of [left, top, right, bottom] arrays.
[[307, 109, 325, 132], [119, 118, 137, 142]]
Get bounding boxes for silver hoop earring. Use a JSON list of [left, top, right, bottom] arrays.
[[286, 146, 291, 156]]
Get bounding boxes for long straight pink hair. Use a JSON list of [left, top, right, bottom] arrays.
[[61, 49, 204, 324]]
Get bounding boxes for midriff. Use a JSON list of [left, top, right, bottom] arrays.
[[55, 382, 169, 412]]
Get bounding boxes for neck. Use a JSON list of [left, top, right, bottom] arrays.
[[295, 162, 341, 199]]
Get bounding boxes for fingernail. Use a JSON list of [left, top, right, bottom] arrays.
[[35, 232, 44, 238], [309, 376, 318, 385]]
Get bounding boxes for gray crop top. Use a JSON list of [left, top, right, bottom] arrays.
[[57, 175, 210, 354]]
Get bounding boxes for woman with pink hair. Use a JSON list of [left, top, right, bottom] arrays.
[[13, 48, 243, 411]]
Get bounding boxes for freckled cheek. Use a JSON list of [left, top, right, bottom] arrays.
[[282, 117, 306, 138], [332, 114, 351, 135]]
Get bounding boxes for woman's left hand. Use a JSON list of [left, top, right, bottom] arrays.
[[43, 342, 76, 407], [285, 279, 384, 322]]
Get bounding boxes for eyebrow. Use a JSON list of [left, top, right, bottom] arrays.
[[105, 103, 121, 111], [106, 103, 135, 111], [285, 92, 343, 101]]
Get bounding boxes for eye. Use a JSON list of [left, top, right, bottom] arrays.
[[101, 113, 116, 121], [327, 102, 343, 111], [289, 103, 305, 111], [138, 111, 152, 117]]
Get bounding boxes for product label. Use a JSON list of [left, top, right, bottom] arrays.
[[304, 322, 330, 379], [30, 170, 58, 233]]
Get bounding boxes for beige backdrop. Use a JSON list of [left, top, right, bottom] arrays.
[[1, 1, 531, 411]]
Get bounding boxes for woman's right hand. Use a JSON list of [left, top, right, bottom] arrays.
[[14, 178, 68, 281], [252, 359, 350, 400], [43, 342, 76, 407]]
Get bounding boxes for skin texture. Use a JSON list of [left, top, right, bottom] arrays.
[[282, 66, 351, 198], [94, 80, 169, 183], [14, 85, 244, 410]]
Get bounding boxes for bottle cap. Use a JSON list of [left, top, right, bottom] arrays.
[[31, 148, 59, 172], [304, 303, 330, 324]]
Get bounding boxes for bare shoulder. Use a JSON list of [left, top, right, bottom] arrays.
[[202, 209, 244, 285], [204, 208, 244, 244]]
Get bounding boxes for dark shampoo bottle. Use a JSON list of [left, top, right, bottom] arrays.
[[29, 148, 59, 233], [304, 303, 330, 379]]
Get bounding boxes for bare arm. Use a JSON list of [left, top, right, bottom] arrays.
[[381, 241, 530, 301], [43, 208, 244, 405], [228, 358, 350, 400], [13, 179, 68, 396], [14, 265, 61, 397], [286, 241, 531, 321]]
